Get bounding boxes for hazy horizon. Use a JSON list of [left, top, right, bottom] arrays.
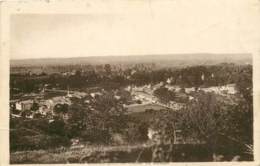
[[10, 53, 252, 61], [10, 53, 252, 68]]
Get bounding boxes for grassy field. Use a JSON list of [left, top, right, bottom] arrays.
[[125, 103, 174, 123], [125, 103, 167, 114]]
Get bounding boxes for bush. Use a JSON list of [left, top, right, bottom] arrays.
[[10, 132, 70, 151], [125, 121, 148, 143]]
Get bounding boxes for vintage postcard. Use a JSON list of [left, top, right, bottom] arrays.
[[0, 0, 260, 165]]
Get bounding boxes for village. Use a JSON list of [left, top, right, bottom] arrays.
[[10, 73, 238, 121]]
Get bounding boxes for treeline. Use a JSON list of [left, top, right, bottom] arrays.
[[10, 63, 252, 95]]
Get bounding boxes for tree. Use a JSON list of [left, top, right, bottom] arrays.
[[235, 66, 252, 103], [66, 104, 90, 137], [104, 64, 112, 75], [153, 87, 175, 104], [179, 93, 223, 144], [178, 91, 253, 159], [92, 92, 127, 133], [48, 117, 66, 136], [31, 102, 39, 111], [234, 65, 253, 153], [123, 117, 149, 143], [66, 91, 127, 143], [53, 103, 69, 114], [149, 110, 177, 162]]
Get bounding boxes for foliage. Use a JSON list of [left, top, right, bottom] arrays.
[[48, 117, 67, 136], [178, 93, 221, 142], [65, 91, 127, 143], [235, 65, 252, 102], [153, 87, 175, 104], [53, 103, 69, 114], [178, 91, 253, 157], [149, 110, 177, 162], [125, 120, 149, 143]]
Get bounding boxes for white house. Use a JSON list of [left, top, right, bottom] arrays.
[[15, 100, 34, 111]]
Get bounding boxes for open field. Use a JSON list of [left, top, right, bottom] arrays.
[[125, 103, 168, 114]]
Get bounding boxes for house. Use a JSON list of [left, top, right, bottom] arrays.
[[148, 128, 158, 140], [41, 96, 72, 115], [84, 100, 91, 104], [38, 105, 50, 115], [153, 82, 164, 90], [51, 96, 71, 105], [201, 73, 205, 81], [10, 100, 19, 111], [185, 87, 196, 94], [173, 129, 184, 144], [90, 92, 102, 98], [189, 96, 194, 100], [114, 95, 121, 100], [125, 85, 132, 92], [131, 69, 136, 75], [15, 100, 34, 111], [166, 77, 173, 84]]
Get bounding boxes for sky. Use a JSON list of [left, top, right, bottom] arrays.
[[10, 0, 259, 60]]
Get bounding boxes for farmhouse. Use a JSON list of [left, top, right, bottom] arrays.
[[15, 100, 34, 111]]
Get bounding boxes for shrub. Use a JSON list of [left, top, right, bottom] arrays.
[[125, 121, 148, 143]]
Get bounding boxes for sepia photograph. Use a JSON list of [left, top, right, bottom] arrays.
[[1, 0, 260, 165]]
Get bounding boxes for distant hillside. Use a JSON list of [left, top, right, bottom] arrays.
[[10, 53, 252, 67]]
